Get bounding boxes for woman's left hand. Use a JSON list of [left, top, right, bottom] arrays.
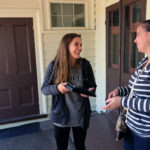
[[80, 87, 95, 98], [101, 96, 121, 110]]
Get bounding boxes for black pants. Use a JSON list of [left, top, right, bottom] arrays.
[[53, 125, 87, 150]]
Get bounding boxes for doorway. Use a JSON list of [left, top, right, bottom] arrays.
[[0, 18, 39, 122]]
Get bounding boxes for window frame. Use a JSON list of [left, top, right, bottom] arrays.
[[45, 0, 88, 30]]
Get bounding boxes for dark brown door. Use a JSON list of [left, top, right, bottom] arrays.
[[0, 18, 39, 121], [106, 0, 146, 123]]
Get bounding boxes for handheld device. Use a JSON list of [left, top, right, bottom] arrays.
[[65, 82, 96, 97]]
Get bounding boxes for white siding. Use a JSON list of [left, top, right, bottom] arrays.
[[95, 0, 119, 112], [146, 0, 150, 20], [0, 0, 40, 8]]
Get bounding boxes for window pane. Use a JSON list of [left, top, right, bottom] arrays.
[[132, 4, 142, 23], [74, 4, 85, 27], [74, 4, 84, 15], [124, 31, 129, 73], [63, 4, 73, 15], [108, 29, 111, 67], [112, 34, 119, 64], [113, 10, 119, 26], [75, 16, 85, 27], [125, 6, 129, 27], [63, 16, 74, 27], [108, 12, 111, 27], [51, 3, 85, 27], [124, 6, 130, 73], [51, 3, 62, 15], [51, 16, 62, 27]]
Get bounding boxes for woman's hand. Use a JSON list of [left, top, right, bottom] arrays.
[[101, 96, 121, 110], [57, 83, 70, 94], [108, 88, 119, 99], [80, 87, 95, 98]]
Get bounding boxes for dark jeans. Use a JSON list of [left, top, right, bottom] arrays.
[[124, 128, 150, 150], [53, 125, 87, 150]]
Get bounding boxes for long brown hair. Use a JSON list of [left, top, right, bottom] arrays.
[[53, 33, 81, 83]]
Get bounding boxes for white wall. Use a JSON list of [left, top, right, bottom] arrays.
[[95, 0, 119, 113], [0, 0, 40, 8], [146, 0, 150, 20]]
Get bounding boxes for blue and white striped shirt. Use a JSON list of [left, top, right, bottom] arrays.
[[119, 56, 150, 138]]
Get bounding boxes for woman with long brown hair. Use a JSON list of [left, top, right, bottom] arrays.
[[41, 33, 96, 150]]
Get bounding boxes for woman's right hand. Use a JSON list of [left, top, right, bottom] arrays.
[[57, 83, 70, 94], [101, 96, 121, 110], [108, 88, 119, 99]]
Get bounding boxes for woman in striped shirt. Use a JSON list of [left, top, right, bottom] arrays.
[[101, 20, 150, 150]]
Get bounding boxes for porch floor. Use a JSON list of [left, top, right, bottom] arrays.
[[0, 112, 123, 150]]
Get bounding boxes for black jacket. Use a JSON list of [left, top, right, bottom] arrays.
[[41, 58, 97, 128]]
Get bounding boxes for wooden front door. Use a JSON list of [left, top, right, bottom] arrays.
[[0, 18, 39, 121], [106, 0, 146, 123]]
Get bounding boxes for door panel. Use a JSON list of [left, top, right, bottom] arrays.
[[0, 18, 39, 120]]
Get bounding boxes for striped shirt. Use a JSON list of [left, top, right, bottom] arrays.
[[118, 56, 150, 138]]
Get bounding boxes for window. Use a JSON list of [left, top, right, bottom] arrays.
[[108, 9, 120, 69], [50, 3, 85, 27]]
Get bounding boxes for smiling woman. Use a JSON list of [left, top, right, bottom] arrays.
[[69, 36, 82, 63], [41, 33, 97, 150]]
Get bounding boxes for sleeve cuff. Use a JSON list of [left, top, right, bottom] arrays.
[[121, 96, 128, 108]]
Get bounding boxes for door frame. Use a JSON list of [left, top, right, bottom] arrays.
[[0, 9, 47, 117]]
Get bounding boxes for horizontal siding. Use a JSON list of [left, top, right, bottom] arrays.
[[0, 0, 39, 8], [42, 30, 96, 111]]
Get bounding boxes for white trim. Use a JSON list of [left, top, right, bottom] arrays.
[[0, 9, 47, 115], [146, 0, 150, 20], [0, 118, 49, 130]]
